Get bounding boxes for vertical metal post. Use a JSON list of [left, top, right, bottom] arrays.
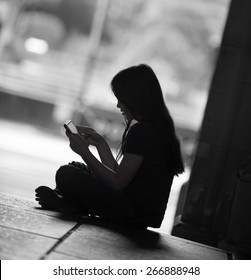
[[0, 0, 22, 59], [73, 0, 111, 124]]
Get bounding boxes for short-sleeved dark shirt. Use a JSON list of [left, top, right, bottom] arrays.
[[122, 121, 174, 228]]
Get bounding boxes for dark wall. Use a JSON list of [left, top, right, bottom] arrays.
[[172, 0, 251, 258]]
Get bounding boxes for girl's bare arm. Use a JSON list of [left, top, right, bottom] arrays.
[[96, 141, 118, 171], [77, 126, 118, 171], [68, 133, 143, 190]]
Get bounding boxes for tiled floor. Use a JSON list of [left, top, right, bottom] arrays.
[[0, 193, 229, 260]]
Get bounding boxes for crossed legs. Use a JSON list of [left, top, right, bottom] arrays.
[[35, 163, 120, 217]]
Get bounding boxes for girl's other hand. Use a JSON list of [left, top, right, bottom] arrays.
[[76, 126, 107, 148]]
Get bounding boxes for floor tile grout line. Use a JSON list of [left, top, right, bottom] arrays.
[[0, 224, 58, 240], [39, 222, 82, 260]]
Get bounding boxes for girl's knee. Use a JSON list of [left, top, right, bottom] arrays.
[[56, 164, 74, 189]]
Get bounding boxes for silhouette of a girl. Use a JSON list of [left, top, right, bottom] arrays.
[[35, 64, 184, 229]]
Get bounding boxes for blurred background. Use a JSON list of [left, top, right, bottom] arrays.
[[0, 0, 230, 234]]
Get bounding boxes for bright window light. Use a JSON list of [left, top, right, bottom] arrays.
[[24, 38, 49, 54]]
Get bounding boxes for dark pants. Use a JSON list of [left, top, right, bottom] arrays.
[[55, 163, 145, 228], [55, 163, 121, 218]]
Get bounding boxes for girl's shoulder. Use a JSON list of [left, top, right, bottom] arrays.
[[127, 121, 161, 145], [124, 121, 169, 157], [130, 121, 156, 132], [124, 122, 155, 155], [127, 122, 152, 138], [129, 121, 163, 136]]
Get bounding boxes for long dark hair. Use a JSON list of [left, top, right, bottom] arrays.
[[111, 64, 184, 175]]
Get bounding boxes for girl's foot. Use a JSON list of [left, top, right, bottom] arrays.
[[35, 186, 77, 212]]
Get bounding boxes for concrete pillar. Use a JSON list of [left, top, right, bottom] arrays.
[[172, 0, 251, 257]]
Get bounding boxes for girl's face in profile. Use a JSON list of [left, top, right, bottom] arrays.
[[117, 101, 134, 121]]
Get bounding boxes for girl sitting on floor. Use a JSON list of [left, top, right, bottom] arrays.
[[35, 64, 184, 229]]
